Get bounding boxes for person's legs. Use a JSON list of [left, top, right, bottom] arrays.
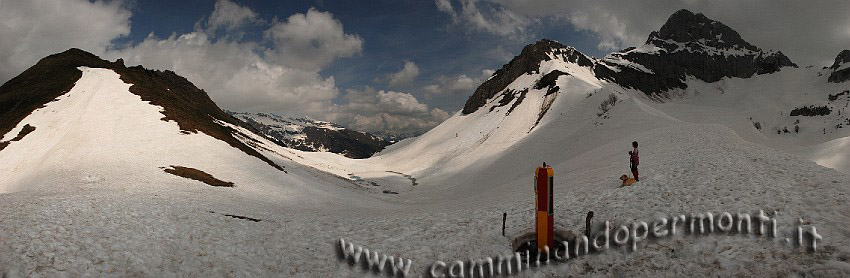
[[632, 167, 639, 181]]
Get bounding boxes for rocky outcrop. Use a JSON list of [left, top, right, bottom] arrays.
[[828, 50, 850, 83], [461, 39, 592, 115], [596, 9, 796, 95]]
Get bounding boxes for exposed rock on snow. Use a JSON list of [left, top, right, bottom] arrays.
[[0, 124, 35, 151], [0, 49, 112, 137], [828, 49, 850, 83], [462, 39, 593, 114], [163, 166, 235, 187]]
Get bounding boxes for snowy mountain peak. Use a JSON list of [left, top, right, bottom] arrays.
[[0, 48, 292, 191], [830, 50, 850, 69], [0, 48, 113, 138], [650, 9, 757, 51], [594, 10, 796, 94], [640, 9, 793, 65], [828, 49, 850, 83], [461, 39, 593, 115], [461, 10, 801, 116]]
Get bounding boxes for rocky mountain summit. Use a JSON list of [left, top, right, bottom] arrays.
[[462, 39, 592, 114], [461, 9, 799, 115], [597, 9, 796, 94], [828, 49, 850, 83]]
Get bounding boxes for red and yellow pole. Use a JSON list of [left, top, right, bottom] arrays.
[[535, 164, 554, 251]]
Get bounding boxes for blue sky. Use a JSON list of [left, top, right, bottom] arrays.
[[115, 0, 604, 114], [2, 0, 849, 134]]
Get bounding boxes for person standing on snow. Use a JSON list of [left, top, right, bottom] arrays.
[[629, 141, 640, 181]]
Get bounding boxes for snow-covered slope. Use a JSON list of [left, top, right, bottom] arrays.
[[0, 50, 378, 207], [228, 111, 391, 159], [266, 9, 850, 275]]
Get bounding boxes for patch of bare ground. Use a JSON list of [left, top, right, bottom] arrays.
[[163, 165, 235, 187]]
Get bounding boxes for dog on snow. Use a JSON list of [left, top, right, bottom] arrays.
[[620, 174, 637, 187]]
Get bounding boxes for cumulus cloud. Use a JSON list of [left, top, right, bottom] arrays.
[[106, 32, 339, 114], [101, 4, 372, 120], [0, 0, 448, 134], [207, 0, 261, 33], [324, 87, 451, 133], [435, 0, 531, 39], [385, 61, 420, 88], [0, 0, 131, 83], [0, 1, 447, 134], [424, 69, 494, 97], [263, 8, 363, 71], [490, 0, 850, 65]]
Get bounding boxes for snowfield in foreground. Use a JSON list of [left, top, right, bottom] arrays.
[[1, 123, 849, 277], [1, 65, 849, 277]]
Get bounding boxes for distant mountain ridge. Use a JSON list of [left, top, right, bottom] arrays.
[[229, 112, 391, 159], [461, 9, 800, 115]]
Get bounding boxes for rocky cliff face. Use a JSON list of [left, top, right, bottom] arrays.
[[828, 50, 850, 83], [595, 9, 796, 94]]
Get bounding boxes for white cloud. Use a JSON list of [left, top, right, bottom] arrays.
[[0, 0, 445, 134], [377, 90, 429, 113], [386, 61, 420, 88], [435, 0, 455, 14], [323, 87, 451, 133], [424, 69, 494, 97], [105, 32, 339, 114], [263, 8, 363, 71], [430, 107, 451, 121], [435, 0, 531, 39], [102, 4, 369, 119], [207, 0, 261, 33], [0, 1, 445, 134], [0, 0, 131, 83]]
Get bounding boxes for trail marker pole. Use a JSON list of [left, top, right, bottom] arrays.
[[502, 212, 507, 236], [535, 163, 554, 251]]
